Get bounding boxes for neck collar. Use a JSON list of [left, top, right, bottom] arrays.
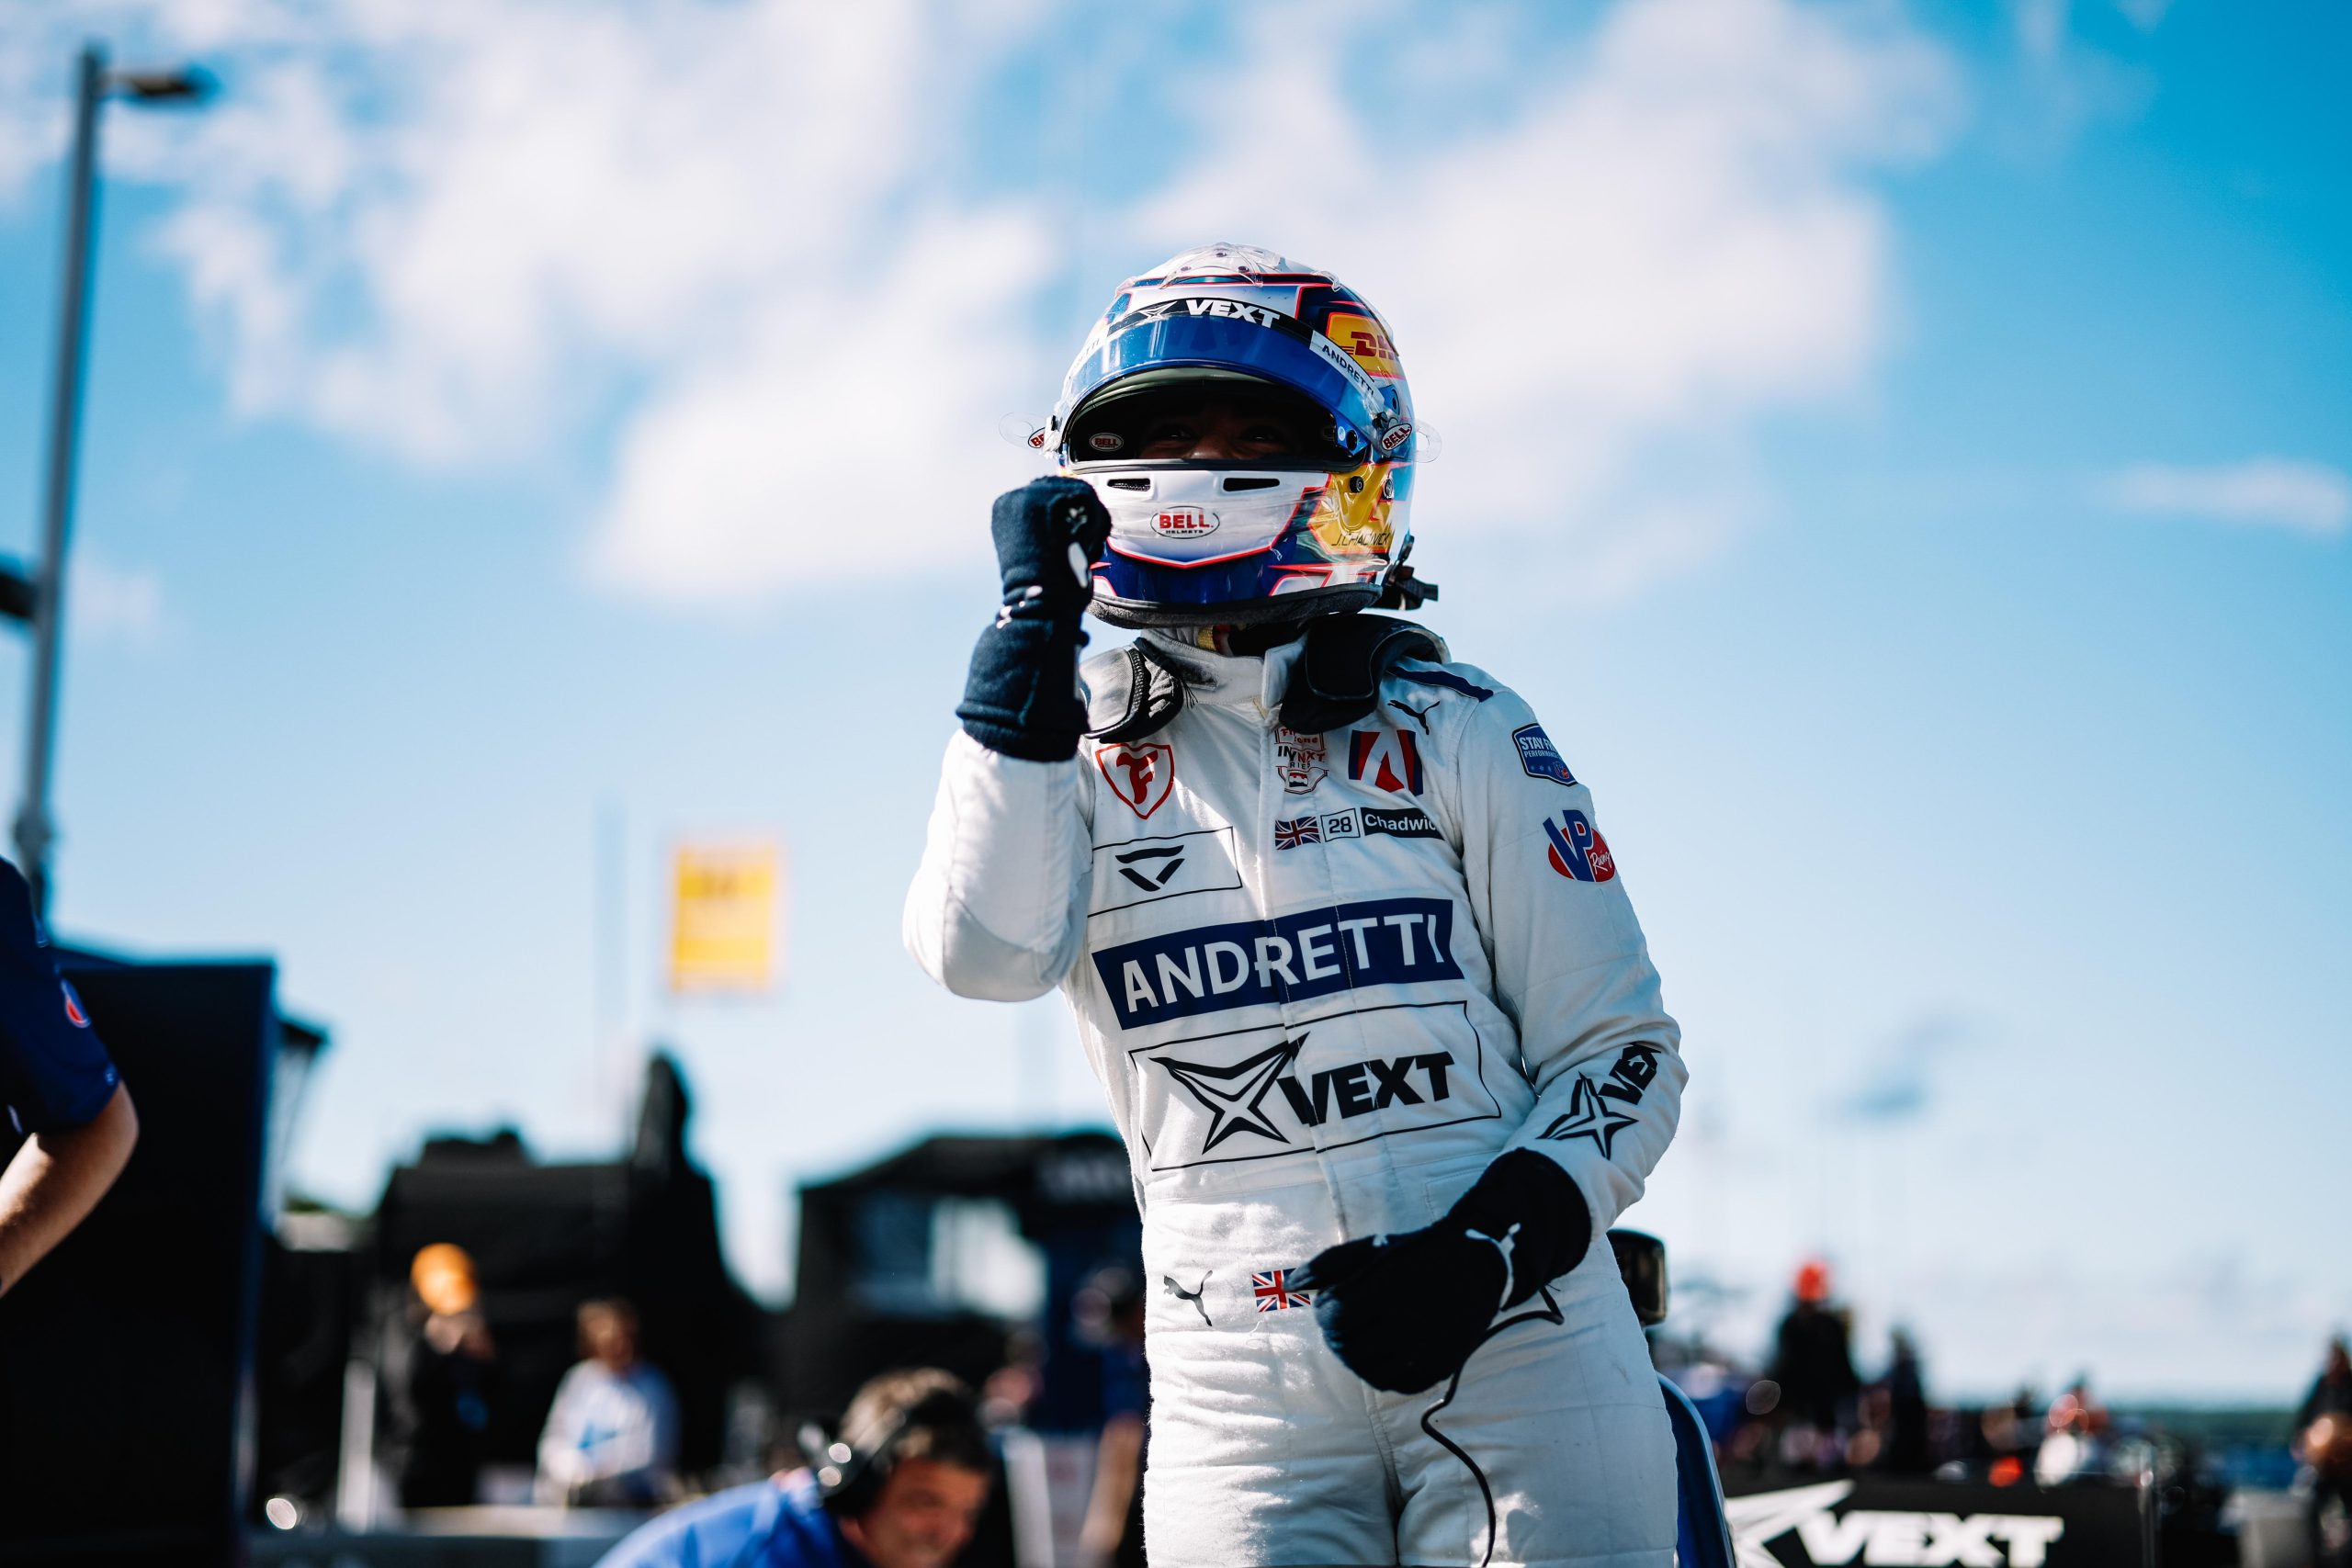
[[1136, 629, 1306, 716]]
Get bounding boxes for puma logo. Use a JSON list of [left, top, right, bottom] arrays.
[[1387, 698, 1437, 734], [1163, 1270, 1213, 1325]]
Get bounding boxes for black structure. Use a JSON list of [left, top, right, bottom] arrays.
[[0, 958, 290, 1564], [780, 1131, 1139, 1431], [363, 1054, 760, 1490]]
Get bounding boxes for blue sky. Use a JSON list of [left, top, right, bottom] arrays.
[[0, 0, 2344, 1401]]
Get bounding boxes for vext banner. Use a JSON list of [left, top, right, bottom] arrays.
[[1721, 1476, 2145, 1567]]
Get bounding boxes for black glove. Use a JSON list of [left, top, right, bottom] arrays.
[[1292, 1150, 1591, 1394], [956, 478, 1113, 761]]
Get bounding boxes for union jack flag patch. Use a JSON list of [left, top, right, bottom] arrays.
[[1272, 816, 1322, 852], [1252, 1269, 1313, 1313]]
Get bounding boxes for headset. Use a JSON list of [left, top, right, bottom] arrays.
[[797, 1401, 917, 1520], [713, 1400, 922, 1568]]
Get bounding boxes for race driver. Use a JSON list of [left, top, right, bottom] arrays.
[[905, 243, 1683, 1567]]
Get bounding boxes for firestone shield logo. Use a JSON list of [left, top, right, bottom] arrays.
[[1097, 742, 1175, 819]]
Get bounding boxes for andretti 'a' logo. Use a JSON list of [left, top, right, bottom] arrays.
[[1348, 728, 1422, 795]]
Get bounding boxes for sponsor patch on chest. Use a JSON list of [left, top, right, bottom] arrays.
[[1090, 827, 1244, 916], [1125, 999, 1502, 1169], [1091, 897, 1463, 1028]]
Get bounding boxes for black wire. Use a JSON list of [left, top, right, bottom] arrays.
[[1416, 1284, 1566, 1568]]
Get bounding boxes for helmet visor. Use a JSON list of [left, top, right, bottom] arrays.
[[1059, 304, 1403, 463], [1063, 375, 1354, 469]]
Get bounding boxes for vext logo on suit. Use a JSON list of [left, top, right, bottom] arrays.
[[1543, 809, 1615, 882], [1097, 741, 1175, 819], [1091, 897, 1464, 1028]]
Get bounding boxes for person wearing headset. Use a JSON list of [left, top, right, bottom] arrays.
[[906, 243, 1685, 1566], [594, 1369, 992, 1568], [0, 856, 137, 1302]]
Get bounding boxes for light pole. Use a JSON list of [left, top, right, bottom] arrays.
[[10, 44, 211, 915]]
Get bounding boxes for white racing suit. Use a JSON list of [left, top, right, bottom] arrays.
[[906, 631, 1683, 1568]]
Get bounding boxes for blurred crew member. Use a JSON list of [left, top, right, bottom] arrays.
[[595, 1369, 992, 1568], [388, 1243, 499, 1506], [1770, 1258, 1860, 1469], [537, 1298, 680, 1506], [1074, 1268, 1148, 1568], [2297, 1337, 2352, 1567], [1880, 1328, 1931, 1475], [2032, 1374, 2109, 1485], [0, 858, 136, 1300], [908, 243, 1685, 1565]]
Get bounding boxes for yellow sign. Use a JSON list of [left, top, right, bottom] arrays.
[[668, 841, 783, 993]]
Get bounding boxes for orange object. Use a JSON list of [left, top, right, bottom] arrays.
[[410, 1242, 480, 1316], [1989, 1455, 2024, 1486], [1793, 1258, 1832, 1303]]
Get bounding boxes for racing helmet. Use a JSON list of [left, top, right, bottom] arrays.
[[1049, 243, 1419, 628]]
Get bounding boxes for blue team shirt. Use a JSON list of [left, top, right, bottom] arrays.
[[0, 858, 119, 1136], [596, 1474, 861, 1568]]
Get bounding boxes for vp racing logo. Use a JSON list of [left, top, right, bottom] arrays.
[[1090, 897, 1464, 1028], [1129, 1003, 1500, 1171], [1727, 1481, 2065, 1568]]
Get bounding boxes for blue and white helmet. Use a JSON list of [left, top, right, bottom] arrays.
[[1051, 243, 1419, 628]]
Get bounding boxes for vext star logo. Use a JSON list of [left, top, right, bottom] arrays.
[[1540, 1075, 1638, 1156], [1154, 1037, 1306, 1152]]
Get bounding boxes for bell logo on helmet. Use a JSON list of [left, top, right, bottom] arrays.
[[1153, 508, 1217, 538]]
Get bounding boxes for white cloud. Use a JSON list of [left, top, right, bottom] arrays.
[[2100, 457, 2352, 537], [67, 549, 165, 646], [1135, 0, 1963, 597], [3, 0, 1964, 607], [587, 209, 1056, 604]]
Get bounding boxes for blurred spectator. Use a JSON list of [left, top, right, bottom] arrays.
[[1072, 1267, 1148, 1568], [385, 1243, 498, 1506], [978, 1328, 1044, 1429], [1880, 1328, 1931, 1476], [2297, 1336, 2352, 1567], [537, 1298, 680, 1506], [595, 1368, 991, 1568], [2033, 1373, 2111, 1485], [1770, 1258, 1859, 1470]]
